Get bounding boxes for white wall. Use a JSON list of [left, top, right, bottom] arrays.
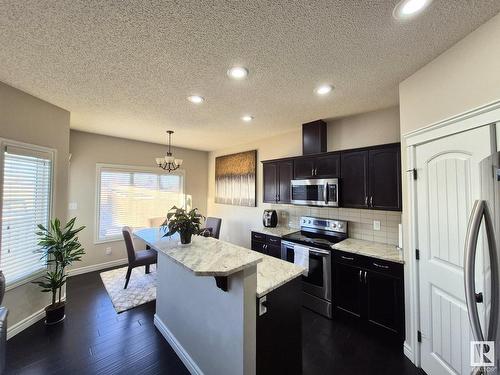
[[207, 106, 401, 248], [68, 130, 209, 271], [0, 82, 70, 328], [399, 11, 500, 363]]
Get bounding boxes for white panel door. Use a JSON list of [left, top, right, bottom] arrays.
[[416, 125, 495, 375]]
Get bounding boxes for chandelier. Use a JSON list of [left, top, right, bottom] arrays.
[[156, 130, 183, 172]]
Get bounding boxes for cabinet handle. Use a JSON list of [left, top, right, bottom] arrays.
[[370, 196, 373, 207], [314, 168, 318, 176], [365, 196, 368, 206], [263, 244, 268, 250], [359, 269, 363, 282], [364, 271, 367, 284], [373, 262, 389, 269], [341, 255, 354, 261], [311, 168, 314, 176]]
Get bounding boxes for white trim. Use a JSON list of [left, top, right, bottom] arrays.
[[0, 137, 57, 289], [403, 341, 413, 362], [404, 99, 500, 146], [154, 313, 204, 375], [94, 162, 185, 244], [67, 258, 128, 277], [7, 294, 66, 340]]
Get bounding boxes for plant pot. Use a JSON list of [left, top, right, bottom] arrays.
[[179, 231, 192, 245], [45, 302, 66, 325]]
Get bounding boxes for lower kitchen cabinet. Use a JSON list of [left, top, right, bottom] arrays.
[[251, 231, 282, 259], [333, 251, 404, 341]]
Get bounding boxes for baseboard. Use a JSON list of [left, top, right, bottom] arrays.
[[7, 294, 66, 340], [154, 314, 204, 375], [67, 258, 128, 277], [403, 341, 414, 362]]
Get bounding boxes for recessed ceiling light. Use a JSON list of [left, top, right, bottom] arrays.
[[187, 95, 204, 104], [393, 0, 432, 19], [241, 115, 254, 122], [227, 66, 249, 80], [314, 84, 334, 96]]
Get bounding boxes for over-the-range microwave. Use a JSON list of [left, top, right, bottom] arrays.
[[290, 178, 339, 207]]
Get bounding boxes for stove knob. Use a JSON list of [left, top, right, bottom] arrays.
[[332, 223, 337, 228], [337, 223, 343, 229]]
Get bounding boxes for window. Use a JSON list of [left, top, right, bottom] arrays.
[[0, 143, 53, 286], [96, 164, 185, 242]]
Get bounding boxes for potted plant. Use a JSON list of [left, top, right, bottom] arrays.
[[33, 217, 85, 325], [161, 206, 204, 245]]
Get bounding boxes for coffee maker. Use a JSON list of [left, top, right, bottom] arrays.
[[263, 210, 278, 228]]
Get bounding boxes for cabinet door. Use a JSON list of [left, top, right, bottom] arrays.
[[277, 161, 293, 203], [365, 270, 404, 338], [340, 150, 369, 208], [293, 157, 315, 179], [267, 245, 282, 259], [315, 154, 340, 178], [263, 163, 277, 203], [333, 262, 363, 317], [251, 240, 267, 254], [368, 146, 401, 211]]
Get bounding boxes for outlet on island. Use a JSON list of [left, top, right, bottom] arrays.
[[105, 247, 112, 255], [373, 220, 381, 231]]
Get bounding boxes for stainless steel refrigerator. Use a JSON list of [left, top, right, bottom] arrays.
[[465, 151, 500, 375]]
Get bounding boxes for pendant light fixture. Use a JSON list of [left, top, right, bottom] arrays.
[[156, 130, 183, 172]]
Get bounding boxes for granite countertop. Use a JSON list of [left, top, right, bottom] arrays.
[[253, 226, 297, 237], [134, 228, 304, 296], [134, 228, 263, 277], [256, 255, 304, 297], [331, 238, 404, 264]]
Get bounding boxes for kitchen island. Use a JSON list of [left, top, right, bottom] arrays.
[[134, 228, 304, 375]]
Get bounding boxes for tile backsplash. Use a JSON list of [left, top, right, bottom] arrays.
[[270, 205, 402, 246]]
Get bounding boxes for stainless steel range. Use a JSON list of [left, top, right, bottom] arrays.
[[281, 216, 347, 318]]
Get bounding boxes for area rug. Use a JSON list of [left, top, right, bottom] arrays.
[[100, 265, 157, 313]]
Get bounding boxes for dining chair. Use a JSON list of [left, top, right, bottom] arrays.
[[122, 226, 157, 289], [203, 217, 222, 239]]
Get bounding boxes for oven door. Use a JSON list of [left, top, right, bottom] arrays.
[[281, 241, 332, 302], [290, 178, 338, 207]]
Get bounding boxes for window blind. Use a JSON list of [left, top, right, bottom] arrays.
[[97, 167, 184, 241], [0, 147, 52, 285]]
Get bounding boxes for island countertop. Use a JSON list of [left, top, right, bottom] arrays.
[[134, 228, 263, 277], [134, 228, 304, 296]]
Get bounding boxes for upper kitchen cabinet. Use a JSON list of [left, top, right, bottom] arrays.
[[368, 145, 401, 211], [340, 150, 369, 208], [263, 160, 293, 204], [294, 153, 340, 179], [340, 143, 401, 211]]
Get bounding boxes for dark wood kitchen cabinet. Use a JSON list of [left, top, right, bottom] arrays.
[[251, 231, 281, 258], [263, 161, 293, 204], [340, 150, 369, 208], [340, 143, 401, 211], [333, 250, 404, 341], [293, 153, 340, 179]]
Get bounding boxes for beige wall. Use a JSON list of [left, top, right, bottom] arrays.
[[327, 106, 400, 151], [68, 130, 209, 270], [400, 12, 500, 134], [0, 82, 70, 328], [207, 107, 401, 248], [398, 12, 500, 360]]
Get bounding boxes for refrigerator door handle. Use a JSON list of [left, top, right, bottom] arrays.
[[483, 201, 499, 343], [464, 200, 487, 343]]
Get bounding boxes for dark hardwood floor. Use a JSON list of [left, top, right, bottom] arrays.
[[6, 269, 418, 375]]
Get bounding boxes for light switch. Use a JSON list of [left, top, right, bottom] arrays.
[[68, 202, 78, 210], [373, 220, 381, 231]]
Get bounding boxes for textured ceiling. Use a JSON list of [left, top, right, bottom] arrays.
[[0, 1, 499, 151]]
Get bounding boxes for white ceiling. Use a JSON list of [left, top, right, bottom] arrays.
[[0, 1, 499, 151]]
